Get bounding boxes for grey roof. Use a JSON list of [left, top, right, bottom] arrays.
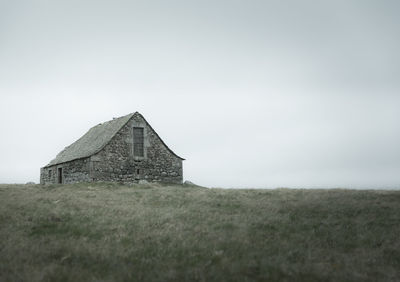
[[45, 112, 185, 168], [45, 113, 134, 167]]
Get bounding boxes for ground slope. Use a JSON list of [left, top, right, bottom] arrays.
[[0, 183, 399, 281]]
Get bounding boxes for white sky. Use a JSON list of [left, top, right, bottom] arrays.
[[0, 0, 399, 188]]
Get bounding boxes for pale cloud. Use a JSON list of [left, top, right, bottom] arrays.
[[0, 0, 399, 188]]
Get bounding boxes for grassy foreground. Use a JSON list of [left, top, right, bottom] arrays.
[[0, 183, 399, 282]]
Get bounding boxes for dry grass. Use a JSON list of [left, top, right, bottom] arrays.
[[0, 183, 399, 281]]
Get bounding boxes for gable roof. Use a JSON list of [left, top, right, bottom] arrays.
[[44, 112, 184, 168]]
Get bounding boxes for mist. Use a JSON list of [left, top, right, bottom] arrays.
[[1, 0, 399, 188]]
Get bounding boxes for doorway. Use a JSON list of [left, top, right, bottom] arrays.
[[58, 167, 63, 184]]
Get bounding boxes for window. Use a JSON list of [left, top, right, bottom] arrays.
[[48, 170, 52, 178], [58, 168, 63, 184], [133, 127, 144, 157]]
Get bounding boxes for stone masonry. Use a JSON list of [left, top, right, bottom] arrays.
[[40, 112, 184, 184]]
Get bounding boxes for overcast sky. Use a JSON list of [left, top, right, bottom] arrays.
[[0, 0, 399, 188]]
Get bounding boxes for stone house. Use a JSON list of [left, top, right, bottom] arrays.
[[40, 112, 184, 184]]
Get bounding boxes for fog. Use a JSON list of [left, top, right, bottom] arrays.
[[1, 0, 399, 188]]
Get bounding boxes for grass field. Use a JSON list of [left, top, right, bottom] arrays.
[[0, 183, 399, 281]]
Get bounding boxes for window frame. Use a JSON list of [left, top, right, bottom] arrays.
[[133, 127, 144, 158]]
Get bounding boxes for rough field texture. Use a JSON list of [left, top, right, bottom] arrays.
[[0, 183, 399, 282]]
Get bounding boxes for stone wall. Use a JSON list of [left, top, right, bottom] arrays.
[[40, 158, 91, 184], [90, 114, 183, 184], [40, 113, 183, 184]]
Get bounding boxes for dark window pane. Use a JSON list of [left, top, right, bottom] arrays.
[[133, 127, 144, 157]]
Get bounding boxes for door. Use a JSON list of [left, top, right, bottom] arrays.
[[58, 168, 63, 184]]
